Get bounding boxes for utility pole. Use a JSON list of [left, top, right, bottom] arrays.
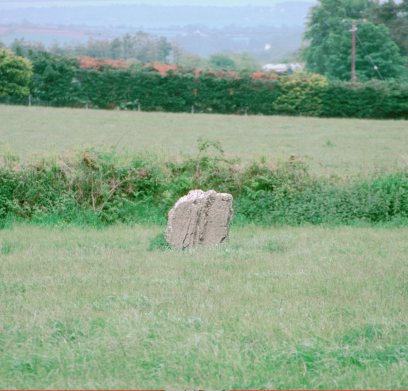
[[350, 21, 357, 82]]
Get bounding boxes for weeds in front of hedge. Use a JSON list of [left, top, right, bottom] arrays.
[[1, 141, 407, 228]]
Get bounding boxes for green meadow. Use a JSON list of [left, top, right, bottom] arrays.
[[1, 105, 407, 175], [0, 105, 407, 389], [1, 225, 408, 389]]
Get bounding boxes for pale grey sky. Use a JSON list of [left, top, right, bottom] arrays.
[[0, 0, 314, 8]]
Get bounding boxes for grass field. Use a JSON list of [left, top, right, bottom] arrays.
[[1, 224, 408, 389], [1, 105, 408, 175], [1, 105, 408, 388]]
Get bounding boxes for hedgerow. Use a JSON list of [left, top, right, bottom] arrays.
[[1, 143, 407, 227], [2, 51, 408, 119]]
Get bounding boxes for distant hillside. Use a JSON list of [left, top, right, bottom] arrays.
[[0, 3, 313, 28], [0, 3, 313, 61]]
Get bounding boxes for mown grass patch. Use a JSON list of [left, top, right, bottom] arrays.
[[1, 105, 408, 175]]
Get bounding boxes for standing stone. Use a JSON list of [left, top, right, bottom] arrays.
[[165, 189, 233, 249]]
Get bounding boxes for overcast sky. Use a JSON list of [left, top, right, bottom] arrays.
[[0, 0, 314, 8]]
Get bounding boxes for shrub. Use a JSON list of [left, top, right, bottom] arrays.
[[272, 73, 327, 116], [0, 49, 32, 97], [0, 145, 407, 227]]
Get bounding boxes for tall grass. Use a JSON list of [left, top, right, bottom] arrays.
[[1, 224, 407, 388], [1, 141, 407, 227]]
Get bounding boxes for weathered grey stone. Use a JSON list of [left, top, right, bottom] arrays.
[[165, 189, 233, 249]]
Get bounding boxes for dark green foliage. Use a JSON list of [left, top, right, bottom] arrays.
[[237, 172, 408, 225], [1, 146, 407, 228], [368, 0, 408, 57], [0, 49, 32, 97], [148, 233, 170, 251], [29, 51, 82, 106], [306, 22, 405, 81], [209, 53, 237, 70], [303, 0, 372, 76], [30, 62, 408, 119], [349, 23, 406, 81], [321, 80, 408, 118], [3, 49, 408, 118], [302, 0, 406, 81]]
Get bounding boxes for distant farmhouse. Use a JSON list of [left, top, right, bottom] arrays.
[[262, 63, 304, 73]]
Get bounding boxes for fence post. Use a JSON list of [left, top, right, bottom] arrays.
[[191, 105, 195, 114], [28, 95, 32, 107]]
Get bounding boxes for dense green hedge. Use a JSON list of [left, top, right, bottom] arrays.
[[1, 146, 407, 228], [3, 52, 408, 119], [321, 81, 408, 119]]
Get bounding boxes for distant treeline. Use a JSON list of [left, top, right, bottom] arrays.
[[11, 33, 174, 64], [2, 50, 408, 119]]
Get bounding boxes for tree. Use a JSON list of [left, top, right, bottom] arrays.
[[367, 0, 408, 56], [324, 23, 405, 80], [41, 32, 175, 64], [10, 38, 46, 57], [303, 0, 406, 80], [0, 49, 33, 97], [29, 51, 81, 105], [229, 53, 260, 71], [208, 53, 236, 70], [172, 48, 208, 69]]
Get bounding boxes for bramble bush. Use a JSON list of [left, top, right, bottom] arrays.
[[1, 143, 407, 227]]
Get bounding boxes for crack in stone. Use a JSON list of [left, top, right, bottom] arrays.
[[165, 189, 233, 249]]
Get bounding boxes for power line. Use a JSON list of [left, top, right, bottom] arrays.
[[342, 2, 383, 80], [350, 21, 357, 82], [312, 16, 387, 81], [355, 29, 384, 80]]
